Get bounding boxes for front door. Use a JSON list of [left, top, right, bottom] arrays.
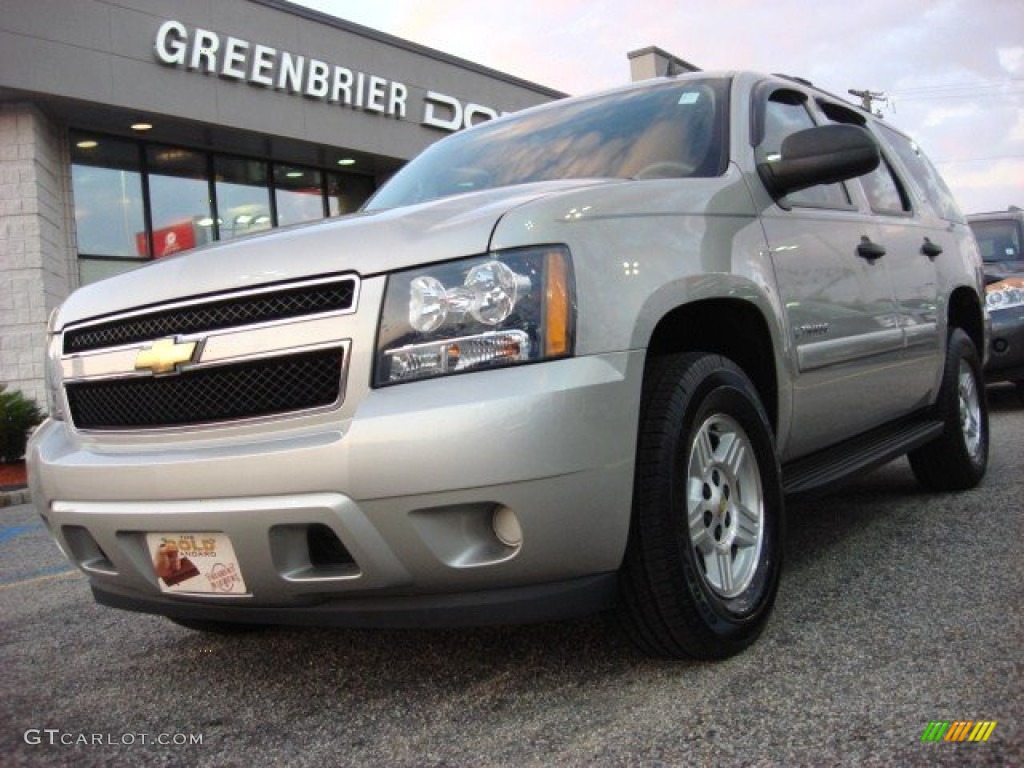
[[756, 88, 905, 460]]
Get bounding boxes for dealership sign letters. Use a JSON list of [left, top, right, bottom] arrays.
[[154, 20, 504, 132]]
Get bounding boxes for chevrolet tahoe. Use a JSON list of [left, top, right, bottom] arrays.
[[28, 71, 989, 659]]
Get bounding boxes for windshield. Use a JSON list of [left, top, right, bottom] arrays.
[[970, 219, 1022, 263], [366, 78, 729, 210]]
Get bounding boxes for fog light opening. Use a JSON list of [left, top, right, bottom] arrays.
[[62, 525, 117, 575], [306, 524, 356, 568], [992, 337, 1009, 354], [492, 506, 523, 548]]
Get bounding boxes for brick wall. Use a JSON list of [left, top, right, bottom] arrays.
[[0, 104, 76, 408]]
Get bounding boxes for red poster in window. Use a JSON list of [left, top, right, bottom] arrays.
[[136, 221, 197, 259]]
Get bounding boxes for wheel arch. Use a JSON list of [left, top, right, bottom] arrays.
[[947, 286, 985, 353], [643, 298, 780, 433]]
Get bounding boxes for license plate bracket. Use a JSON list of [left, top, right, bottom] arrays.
[[146, 532, 248, 594]]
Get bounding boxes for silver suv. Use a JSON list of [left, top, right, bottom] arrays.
[[29, 71, 988, 659]]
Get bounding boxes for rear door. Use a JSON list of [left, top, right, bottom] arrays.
[[874, 123, 977, 396], [818, 102, 943, 412]]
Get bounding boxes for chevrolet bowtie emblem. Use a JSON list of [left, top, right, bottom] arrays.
[[135, 338, 198, 374]]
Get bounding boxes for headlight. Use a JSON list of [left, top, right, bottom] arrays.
[[375, 246, 575, 385], [986, 277, 1024, 311], [45, 307, 65, 421]]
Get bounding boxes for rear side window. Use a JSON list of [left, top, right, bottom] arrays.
[[860, 159, 910, 215], [876, 124, 963, 222], [759, 92, 850, 209]]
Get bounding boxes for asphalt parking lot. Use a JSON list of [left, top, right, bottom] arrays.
[[1, 385, 1021, 767]]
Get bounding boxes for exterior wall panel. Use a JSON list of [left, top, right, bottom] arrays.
[[0, 105, 75, 407]]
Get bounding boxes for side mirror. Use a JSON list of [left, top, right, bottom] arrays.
[[757, 124, 880, 198]]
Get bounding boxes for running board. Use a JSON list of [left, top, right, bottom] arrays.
[[782, 414, 944, 499]]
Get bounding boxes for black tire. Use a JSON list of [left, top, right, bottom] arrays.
[[909, 329, 988, 491], [168, 618, 268, 634], [1016, 381, 1024, 407], [617, 352, 784, 660]]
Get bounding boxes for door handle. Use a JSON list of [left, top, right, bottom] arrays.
[[921, 238, 943, 258], [856, 237, 886, 260]]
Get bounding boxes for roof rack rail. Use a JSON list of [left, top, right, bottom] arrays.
[[771, 73, 814, 87]]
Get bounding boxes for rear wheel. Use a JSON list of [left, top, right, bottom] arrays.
[[909, 329, 988, 490], [618, 353, 784, 660]]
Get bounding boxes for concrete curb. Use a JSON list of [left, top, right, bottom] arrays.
[[1, 489, 31, 508]]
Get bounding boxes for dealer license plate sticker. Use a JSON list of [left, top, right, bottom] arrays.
[[146, 532, 248, 594]]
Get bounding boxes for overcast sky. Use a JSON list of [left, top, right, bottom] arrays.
[[293, 0, 1023, 214]]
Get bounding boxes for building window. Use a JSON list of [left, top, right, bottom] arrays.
[[68, 132, 378, 285], [328, 172, 376, 216], [275, 164, 325, 226], [216, 156, 272, 240], [147, 145, 215, 257], [70, 133, 147, 284]]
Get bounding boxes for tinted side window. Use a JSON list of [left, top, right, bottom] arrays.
[[860, 159, 910, 215], [760, 93, 850, 208], [876, 124, 963, 222], [970, 219, 1022, 263], [816, 101, 909, 215]]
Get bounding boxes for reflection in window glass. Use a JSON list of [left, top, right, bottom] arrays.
[[861, 160, 908, 214], [328, 173, 376, 215], [761, 94, 850, 209], [817, 106, 908, 216], [876, 124, 963, 222], [367, 80, 727, 210], [72, 131, 378, 285], [79, 257, 146, 284], [216, 156, 271, 240], [275, 165, 323, 226], [147, 146, 214, 257], [71, 134, 147, 258]]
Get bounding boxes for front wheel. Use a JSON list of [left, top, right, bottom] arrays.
[[618, 353, 784, 660], [909, 329, 988, 491]]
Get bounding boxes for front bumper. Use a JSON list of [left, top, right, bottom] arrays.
[[985, 305, 1024, 382], [29, 352, 642, 626]]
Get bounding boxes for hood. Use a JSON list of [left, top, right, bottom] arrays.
[[984, 261, 1024, 283], [56, 179, 618, 328]]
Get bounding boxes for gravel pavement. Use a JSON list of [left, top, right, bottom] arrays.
[[1, 385, 1021, 767]]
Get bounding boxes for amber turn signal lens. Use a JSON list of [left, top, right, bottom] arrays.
[[545, 249, 571, 357]]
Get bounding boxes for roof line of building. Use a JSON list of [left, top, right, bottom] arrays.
[[250, 0, 569, 99]]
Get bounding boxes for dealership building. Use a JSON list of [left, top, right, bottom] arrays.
[[0, 0, 575, 407]]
